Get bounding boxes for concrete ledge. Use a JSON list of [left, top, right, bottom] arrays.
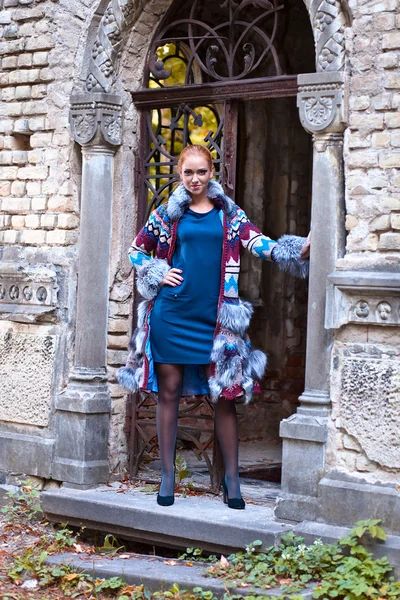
[[318, 476, 400, 535], [0, 431, 55, 478], [43, 488, 291, 554], [46, 552, 314, 598]]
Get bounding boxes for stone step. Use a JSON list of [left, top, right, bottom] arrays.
[[43, 486, 291, 554], [46, 551, 314, 598]]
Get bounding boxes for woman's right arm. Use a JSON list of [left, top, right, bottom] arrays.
[[128, 209, 171, 300]]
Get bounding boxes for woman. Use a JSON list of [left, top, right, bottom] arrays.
[[118, 145, 310, 509]]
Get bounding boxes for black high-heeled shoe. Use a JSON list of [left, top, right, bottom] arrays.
[[222, 477, 245, 510], [157, 478, 175, 507]]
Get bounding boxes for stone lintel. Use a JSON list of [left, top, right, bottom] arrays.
[[280, 413, 328, 444], [0, 431, 55, 479], [297, 71, 347, 134], [69, 92, 123, 147], [326, 270, 400, 329]]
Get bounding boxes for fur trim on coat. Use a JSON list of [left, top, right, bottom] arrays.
[[119, 180, 309, 402]]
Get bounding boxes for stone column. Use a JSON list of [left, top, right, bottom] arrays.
[[52, 93, 122, 487], [276, 72, 347, 520]]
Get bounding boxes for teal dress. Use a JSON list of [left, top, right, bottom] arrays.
[[150, 206, 223, 364]]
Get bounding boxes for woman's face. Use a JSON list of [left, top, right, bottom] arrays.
[[179, 153, 214, 197]]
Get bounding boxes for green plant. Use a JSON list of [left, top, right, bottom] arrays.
[[206, 520, 400, 599], [179, 547, 217, 563], [1, 480, 43, 522], [175, 454, 190, 483]]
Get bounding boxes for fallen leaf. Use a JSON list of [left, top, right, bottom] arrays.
[[119, 554, 132, 559], [21, 579, 38, 589], [73, 543, 85, 553], [219, 555, 230, 567], [64, 573, 81, 581], [164, 560, 177, 566]]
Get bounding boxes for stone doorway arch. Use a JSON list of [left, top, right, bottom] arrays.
[[57, 0, 351, 521]]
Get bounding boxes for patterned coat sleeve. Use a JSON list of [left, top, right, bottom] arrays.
[[128, 209, 171, 300], [237, 207, 309, 278], [236, 207, 276, 260]]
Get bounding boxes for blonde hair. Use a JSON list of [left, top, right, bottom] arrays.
[[178, 145, 213, 171]]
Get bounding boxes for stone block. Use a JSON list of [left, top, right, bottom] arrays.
[[1, 87, 15, 101], [11, 215, 25, 229], [47, 196, 75, 213], [12, 150, 27, 165], [30, 131, 52, 147], [31, 196, 46, 210], [20, 229, 46, 244], [108, 319, 129, 334], [385, 112, 400, 128], [371, 93, 392, 111], [349, 96, 370, 111], [17, 166, 48, 180], [379, 52, 398, 70], [392, 131, 400, 147], [31, 84, 47, 99], [0, 181, 11, 196], [0, 150, 13, 165], [27, 149, 43, 164], [380, 196, 400, 211], [349, 113, 384, 132], [57, 213, 78, 229], [17, 53, 33, 67], [10, 180, 26, 197], [26, 181, 41, 196], [15, 85, 32, 100], [385, 74, 400, 89], [379, 232, 400, 250], [22, 100, 48, 115], [1, 197, 30, 212], [25, 214, 40, 228], [379, 151, 400, 167], [46, 229, 78, 245], [28, 116, 46, 130], [0, 433, 54, 479], [9, 69, 40, 85], [348, 150, 378, 168], [391, 214, 400, 230], [3, 229, 17, 243], [25, 35, 55, 51], [368, 214, 390, 232], [0, 331, 57, 426], [0, 167, 18, 180], [33, 51, 48, 66], [40, 214, 55, 229], [13, 7, 44, 21], [372, 131, 391, 147], [2, 55, 17, 69], [382, 32, 400, 50]]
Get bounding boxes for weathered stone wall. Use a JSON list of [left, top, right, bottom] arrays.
[[1, 0, 400, 489], [326, 0, 400, 485]]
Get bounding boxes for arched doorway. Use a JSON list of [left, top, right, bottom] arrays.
[[127, 0, 315, 493]]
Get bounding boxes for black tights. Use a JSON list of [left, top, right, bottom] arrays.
[[155, 362, 241, 499]]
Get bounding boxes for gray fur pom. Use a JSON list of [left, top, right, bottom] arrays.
[[210, 333, 227, 362], [136, 259, 170, 300], [242, 376, 254, 404], [218, 300, 253, 336], [116, 367, 140, 392], [271, 235, 309, 279], [208, 376, 223, 402], [137, 300, 150, 328], [244, 349, 267, 380]]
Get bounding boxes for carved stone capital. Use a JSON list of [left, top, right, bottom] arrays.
[[326, 271, 400, 329], [69, 93, 122, 147], [297, 71, 347, 135]]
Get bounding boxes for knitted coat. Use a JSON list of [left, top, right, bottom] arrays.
[[117, 180, 309, 403]]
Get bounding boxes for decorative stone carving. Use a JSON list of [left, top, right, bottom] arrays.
[[86, 0, 134, 93], [0, 329, 57, 427], [307, 0, 350, 72], [0, 263, 59, 323], [297, 71, 346, 134], [70, 93, 123, 146], [335, 345, 400, 469], [326, 271, 400, 329], [355, 300, 369, 319]]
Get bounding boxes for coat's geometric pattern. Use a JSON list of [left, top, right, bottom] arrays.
[[119, 181, 308, 402]]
